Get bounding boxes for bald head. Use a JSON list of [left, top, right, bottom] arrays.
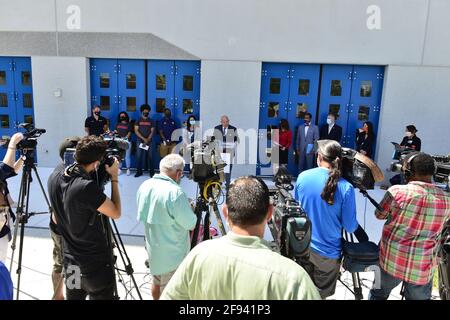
[[220, 115, 230, 128]]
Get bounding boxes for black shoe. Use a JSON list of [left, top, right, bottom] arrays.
[[134, 172, 142, 178], [149, 172, 155, 177]]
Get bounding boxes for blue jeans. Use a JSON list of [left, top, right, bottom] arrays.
[[369, 267, 432, 300], [136, 143, 154, 174], [121, 141, 132, 169]]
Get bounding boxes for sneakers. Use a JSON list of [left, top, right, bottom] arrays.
[[126, 168, 131, 176], [134, 172, 142, 178]]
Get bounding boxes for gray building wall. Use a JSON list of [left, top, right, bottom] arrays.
[[377, 65, 450, 175], [0, 0, 449, 172], [31, 56, 89, 167]]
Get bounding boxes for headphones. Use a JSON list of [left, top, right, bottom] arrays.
[[403, 152, 420, 178]]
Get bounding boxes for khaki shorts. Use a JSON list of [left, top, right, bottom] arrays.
[[151, 270, 176, 289], [51, 228, 63, 274]]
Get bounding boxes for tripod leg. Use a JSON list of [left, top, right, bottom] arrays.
[[190, 199, 203, 249], [9, 174, 25, 271], [110, 219, 143, 300], [31, 166, 53, 209], [15, 172, 32, 300], [203, 209, 210, 241], [352, 272, 364, 300]]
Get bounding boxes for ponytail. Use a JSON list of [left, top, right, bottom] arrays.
[[321, 156, 342, 205]]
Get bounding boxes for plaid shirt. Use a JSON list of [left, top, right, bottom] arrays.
[[375, 181, 450, 285]]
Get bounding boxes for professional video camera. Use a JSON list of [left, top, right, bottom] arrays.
[[341, 147, 384, 191], [189, 136, 227, 184], [389, 142, 450, 189], [268, 167, 312, 262], [95, 133, 129, 186], [16, 123, 46, 152], [389, 142, 415, 173], [62, 133, 129, 187], [188, 136, 228, 248]]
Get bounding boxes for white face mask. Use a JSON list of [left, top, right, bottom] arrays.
[[189, 120, 196, 125], [405, 132, 412, 138], [326, 118, 334, 125]]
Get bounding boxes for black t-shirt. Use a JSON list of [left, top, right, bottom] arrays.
[[48, 165, 109, 267], [400, 135, 421, 151], [0, 163, 16, 238], [48, 164, 64, 235], [135, 117, 153, 142], [116, 122, 132, 138], [85, 115, 108, 136]]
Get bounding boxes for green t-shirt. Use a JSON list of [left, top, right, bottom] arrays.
[[161, 232, 320, 300]]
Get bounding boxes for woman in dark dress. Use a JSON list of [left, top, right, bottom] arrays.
[[355, 121, 375, 158]]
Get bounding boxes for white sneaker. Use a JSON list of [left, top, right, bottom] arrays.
[[126, 169, 131, 176]]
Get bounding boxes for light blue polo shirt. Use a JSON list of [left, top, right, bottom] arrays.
[[137, 174, 197, 275], [294, 167, 358, 259]]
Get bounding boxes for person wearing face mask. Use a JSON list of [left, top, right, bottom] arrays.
[[137, 154, 197, 300], [389, 125, 422, 187], [296, 112, 319, 173], [355, 121, 375, 159], [181, 115, 200, 172], [48, 136, 121, 300], [158, 108, 178, 159], [134, 104, 155, 178], [115, 112, 132, 176], [319, 113, 342, 143], [84, 105, 109, 136], [400, 125, 421, 152]]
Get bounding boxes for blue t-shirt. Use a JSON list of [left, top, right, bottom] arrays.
[[0, 261, 13, 300], [158, 117, 177, 142], [294, 167, 358, 259]]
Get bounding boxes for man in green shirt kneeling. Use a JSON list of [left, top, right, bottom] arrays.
[[161, 176, 320, 300]]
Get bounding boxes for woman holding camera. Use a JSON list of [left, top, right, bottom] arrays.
[[115, 111, 132, 176], [294, 139, 359, 299]]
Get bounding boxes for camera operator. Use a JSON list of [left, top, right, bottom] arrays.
[[369, 152, 450, 300], [161, 176, 320, 300], [46, 137, 80, 300], [0, 133, 25, 263], [137, 154, 197, 300], [294, 140, 360, 299], [48, 136, 121, 300]]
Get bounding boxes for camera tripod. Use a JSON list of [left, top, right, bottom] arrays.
[[101, 213, 143, 300], [191, 181, 227, 248], [9, 149, 51, 300]]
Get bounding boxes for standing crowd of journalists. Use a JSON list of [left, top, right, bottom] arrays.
[[0, 104, 448, 300]]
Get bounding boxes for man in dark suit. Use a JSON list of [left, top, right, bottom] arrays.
[[319, 113, 342, 142], [296, 113, 319, 173], [214, 115, 239, 191]]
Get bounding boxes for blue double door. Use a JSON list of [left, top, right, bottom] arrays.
[[0, 57, 34, 159], [258, 63, 321, 176], [90, 59, 200, 169], [318, 65, 384, 150], [258, 63, 384, 176]]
